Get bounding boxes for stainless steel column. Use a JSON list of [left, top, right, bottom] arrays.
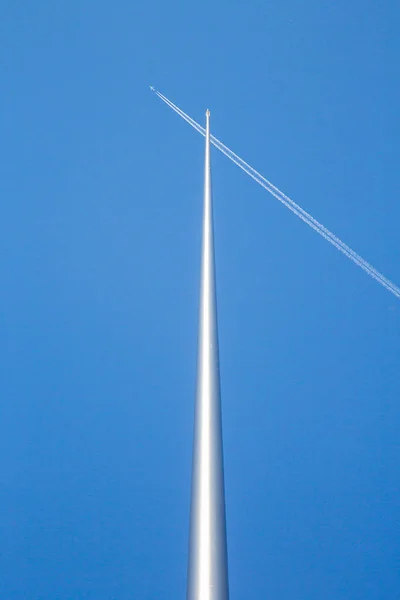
[[187, 110, 229, 600]]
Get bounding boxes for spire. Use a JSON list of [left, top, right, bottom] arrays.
[[187, 111, 229, 600]]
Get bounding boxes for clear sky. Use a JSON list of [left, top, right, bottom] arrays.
[[1, 2, 399, 598]]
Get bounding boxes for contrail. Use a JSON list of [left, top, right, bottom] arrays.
[[151, 87, 400, 300], [154, 89, 400, 296]]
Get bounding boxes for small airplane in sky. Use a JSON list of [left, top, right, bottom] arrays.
[[150, 86, 156, 92]]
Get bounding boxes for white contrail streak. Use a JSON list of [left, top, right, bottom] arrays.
[[155, 90, 400, 294], [152, 88, 400, 300]]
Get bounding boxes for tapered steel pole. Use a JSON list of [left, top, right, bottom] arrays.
[[187, 111, 229, 600]]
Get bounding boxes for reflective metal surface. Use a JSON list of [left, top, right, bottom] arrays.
[[186, 111, 229, 600]]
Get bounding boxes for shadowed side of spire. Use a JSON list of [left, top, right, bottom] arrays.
[[186, 111, 229, 600]]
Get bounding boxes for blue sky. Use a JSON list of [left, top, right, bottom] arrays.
[[1, 2, 399, 598]]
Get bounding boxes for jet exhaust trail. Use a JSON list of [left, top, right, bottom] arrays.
[[151, 87, 400, 300]]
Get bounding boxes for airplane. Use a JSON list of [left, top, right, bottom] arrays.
[[150, 86, 155, 92]]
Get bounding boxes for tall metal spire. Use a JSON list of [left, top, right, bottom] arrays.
[[187, 111, 229, 600]]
